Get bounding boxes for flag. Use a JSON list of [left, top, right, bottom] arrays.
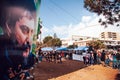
[[37, 18, 42, 36]]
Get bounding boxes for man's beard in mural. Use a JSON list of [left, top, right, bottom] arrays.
[[8, 35, 31, 65]]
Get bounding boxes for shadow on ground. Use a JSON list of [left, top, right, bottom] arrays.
[[115, 74, 120, 80], [34, 60, 86, 80]]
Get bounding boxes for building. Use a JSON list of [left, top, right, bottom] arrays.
[[100, 32, 120, 40], [61, 32, 120, 49], [61, 38, 74, 47], [99, 32, 120, 49], [71, 35, 98, 46], [61, 35, 98, 47]]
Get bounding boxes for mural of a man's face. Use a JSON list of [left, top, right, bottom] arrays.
[[15, 14, 34, 46], [6, 9, 35, 57], [0, 0, 38, 79], [15, 16, 34, 57]]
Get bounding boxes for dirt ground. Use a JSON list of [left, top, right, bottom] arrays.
[[33, 59, 120, 80]]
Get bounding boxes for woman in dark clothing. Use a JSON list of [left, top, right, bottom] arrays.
[[101, 50, 105, 61]]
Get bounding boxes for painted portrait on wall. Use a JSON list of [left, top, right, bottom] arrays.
[[0, 0, 40, 79]]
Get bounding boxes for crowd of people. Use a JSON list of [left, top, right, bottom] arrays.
[[82, 49, 120, 70], [35, 49, 73, 64], [35, 48, 120, 71]]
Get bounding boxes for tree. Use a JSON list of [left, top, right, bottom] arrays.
[[43, 36, 62, 47], [43, 36, 53, 46], [84, 0, 120, 27], [87, 40, 106, 50], [67, 45, 78, 49], [52, 38, 62, 47]]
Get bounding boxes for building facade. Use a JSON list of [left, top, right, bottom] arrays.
[[100, 32, 120, 40], [61, 32, 120, 49], [99, 32, 120, 49]]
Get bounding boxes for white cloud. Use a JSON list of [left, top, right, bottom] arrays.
[[52, 25, 68, 36], [81, 16, 91, 23], [42, 15, 120, 39], [41, 26, 53, 38]]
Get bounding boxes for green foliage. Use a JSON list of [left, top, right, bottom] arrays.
[[84, 0, 120, 27], [43, 36, 52, 44], [52, 38, 62, 47], [88, 40, 106, 50], [43, 36, 62, 47], [67, 45, 78, 49]]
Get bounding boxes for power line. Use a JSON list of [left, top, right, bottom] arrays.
[[50, 0, 79, 23], [45, 4, 69, 24], [79, 23, 101, 31]]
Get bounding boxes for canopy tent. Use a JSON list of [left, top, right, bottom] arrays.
[[55, 47, 68, 51], [74, 46, 89, 51], [41, 47, 53, 51]]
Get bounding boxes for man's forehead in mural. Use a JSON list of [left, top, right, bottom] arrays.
[[0, 0, 37, 50], [6, 7, 35, 29], [0, 0, 36, 26]]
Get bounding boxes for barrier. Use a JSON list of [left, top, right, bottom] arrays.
[[72, 54, 84, 61]]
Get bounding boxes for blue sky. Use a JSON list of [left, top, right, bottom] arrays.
[[40, 0, 93, 26], [39, 0, 120, 39]]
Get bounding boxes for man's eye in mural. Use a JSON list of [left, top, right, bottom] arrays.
[[20, 25, 30, 34]]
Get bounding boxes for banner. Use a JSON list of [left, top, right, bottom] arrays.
[[0, 0, 40, 79], [72, 54, 84, 61]]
